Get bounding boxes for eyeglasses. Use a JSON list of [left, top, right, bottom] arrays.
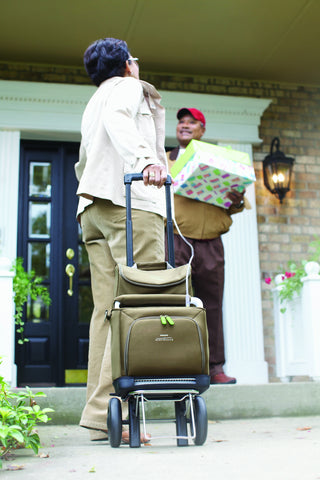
[[128, 57, 139, 64]]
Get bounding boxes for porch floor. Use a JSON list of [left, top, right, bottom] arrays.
[[16, 381, 320, 425]]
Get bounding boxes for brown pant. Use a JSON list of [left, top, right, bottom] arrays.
[[80, 199, 164, 438], [172, 234, 225, 375]]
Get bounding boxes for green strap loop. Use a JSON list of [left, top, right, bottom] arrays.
[[160, 315, 167, 325], [166, 315, 175, 326]]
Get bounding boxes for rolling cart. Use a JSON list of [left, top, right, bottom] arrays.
[[107, 174, 210, 448]]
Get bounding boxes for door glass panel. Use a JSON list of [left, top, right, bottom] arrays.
[[78, 286, 92, 324], [28, 242, 50, 279], [78, 244, 90, 278], [78, 223, 83, 243], [29, 202, 51, 237], [29, 162, 52, 197], [27, 295, 50, 323], [78, 244, 92, 324]]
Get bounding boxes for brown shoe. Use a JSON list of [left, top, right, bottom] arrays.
[[210, 373, 237, 384]]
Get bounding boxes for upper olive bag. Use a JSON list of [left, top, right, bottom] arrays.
[[114, 262, 193, 297]]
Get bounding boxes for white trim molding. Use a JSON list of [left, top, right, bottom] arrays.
[[0, 80, 93, 141], [0, 80, 271, 144]]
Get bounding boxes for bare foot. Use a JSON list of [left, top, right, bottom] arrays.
[[121, 430, 151, 444]]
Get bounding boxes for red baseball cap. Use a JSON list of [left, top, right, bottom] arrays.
[[177, 108, 206, 127]]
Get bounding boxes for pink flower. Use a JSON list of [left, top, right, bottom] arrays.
[[265, 277, 272, 285], [285, 272, 296, 278]]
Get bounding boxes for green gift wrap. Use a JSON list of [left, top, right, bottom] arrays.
[[171, 140, 256, 208]]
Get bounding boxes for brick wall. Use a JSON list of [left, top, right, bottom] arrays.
[[2, 61, 320, 381]]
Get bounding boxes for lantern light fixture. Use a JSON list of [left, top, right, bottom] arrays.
[[263, 137, 294, 203]]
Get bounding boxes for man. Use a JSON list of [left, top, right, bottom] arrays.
[[167, 108, 249, 384], [75, 38, 167, 442]]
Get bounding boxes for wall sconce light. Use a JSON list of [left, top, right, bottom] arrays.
[[263, 137, 294, 203]]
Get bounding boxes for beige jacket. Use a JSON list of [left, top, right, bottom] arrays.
[[75, 76, 167, 218]]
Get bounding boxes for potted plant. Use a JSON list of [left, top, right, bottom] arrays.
[[265, 237, 320, 311], [11, 258, 51, 344]]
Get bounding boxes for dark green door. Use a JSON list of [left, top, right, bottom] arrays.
[[16, 140, 93, 386]]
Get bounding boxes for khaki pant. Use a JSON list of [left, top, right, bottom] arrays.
[[79, 198, 164, 439]]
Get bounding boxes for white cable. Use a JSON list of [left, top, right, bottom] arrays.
[[172, 217, 194, 307]]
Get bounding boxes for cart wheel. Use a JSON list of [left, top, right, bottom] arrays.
[[128, 396, 140, 448], [107, 397, 122, 448], [190, 395, 208, 446], [175, 399, 188, 446]]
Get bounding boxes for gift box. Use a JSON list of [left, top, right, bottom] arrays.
[[170, 140, 256, 209]]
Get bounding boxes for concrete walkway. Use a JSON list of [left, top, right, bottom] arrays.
[[2, 416, 320, 480]]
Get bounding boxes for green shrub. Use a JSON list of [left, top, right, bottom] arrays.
[[0, 366, 53, 468]]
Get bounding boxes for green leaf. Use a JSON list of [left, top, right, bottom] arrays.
[[10, 431, 25, 444], [37, 414, 48, 422]]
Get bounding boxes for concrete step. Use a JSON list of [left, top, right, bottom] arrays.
[[20, 381, 320, 425]]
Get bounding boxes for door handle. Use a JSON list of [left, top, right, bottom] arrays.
[[65, 264, 75, 296], [66, 248, 75, 260]]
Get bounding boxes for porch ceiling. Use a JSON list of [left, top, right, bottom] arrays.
[[1, 0, 320, 86]]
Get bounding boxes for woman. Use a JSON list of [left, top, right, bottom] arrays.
[[75, 38, 167, 441]]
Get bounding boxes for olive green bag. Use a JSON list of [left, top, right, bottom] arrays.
[[114, 262, 193, 297], [110, 294, 209, 380]]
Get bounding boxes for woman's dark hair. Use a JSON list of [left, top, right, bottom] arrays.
[[83, 38, 130, 86]]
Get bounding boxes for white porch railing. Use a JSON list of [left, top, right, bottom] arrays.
[[273, 261, 320, 382]]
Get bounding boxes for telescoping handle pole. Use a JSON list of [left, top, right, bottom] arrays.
[[124, 173, 175, 267]]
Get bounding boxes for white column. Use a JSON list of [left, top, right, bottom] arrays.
[[302, 262, 320, 381], [220, 143, 268, 383], [273, 284, 307, 382], [0, 131, 20, 387], [0, 130, 20, 261], [0, 257, 17, 386]]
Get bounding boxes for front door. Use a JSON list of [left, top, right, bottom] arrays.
[[16, 140, 93, 386]]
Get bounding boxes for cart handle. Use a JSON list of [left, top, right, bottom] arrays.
[[124, 174, 175, 267]]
